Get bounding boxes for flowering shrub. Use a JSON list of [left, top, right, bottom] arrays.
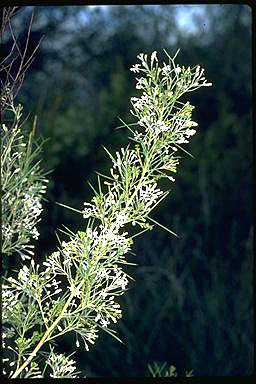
[[2, 49, 211, 378], [1, 102, 48, 260]]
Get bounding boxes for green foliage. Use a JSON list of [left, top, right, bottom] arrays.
[[148, 362, 193, 377]]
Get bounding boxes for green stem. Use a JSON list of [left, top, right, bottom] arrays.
[[11, 280, 84, 378]]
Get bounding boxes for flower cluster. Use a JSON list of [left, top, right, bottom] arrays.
[[1, 102, 48, 260], [46, 348, 80, 378], [40, 227, 131, 345], [130, 51, 211, 148]]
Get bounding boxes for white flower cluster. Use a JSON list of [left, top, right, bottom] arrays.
[[131, 93, 154, 115], [2, 284, 20, 323], [24, 193, 43, 224], [94, 293, 123, 328], [1, 100, 48, 260], [82, 263, 129, 331], [13, 192, 43, 240], [46, 350, 79, 378], [43, 227, 131, 347], [82, 202, 96, 219], [96, 226, 132, 256], [75, 325, 99, 352], [59, 227, 132, 264], [84, 146, 166, 230], [2, 224, 14, 241], [8, 260, 53, 299], [2, 184, 47, 259], [138, 182, 164, 211], [130, 51, 211, 147]]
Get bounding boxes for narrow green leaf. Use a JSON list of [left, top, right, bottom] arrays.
[[102, 145, 115, 162], [175, 143, 195, 158], [56, 202, 83, 214], [146, 216, 179, 238]]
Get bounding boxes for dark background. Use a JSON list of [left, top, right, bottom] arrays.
[[5, 4, 253, 377]]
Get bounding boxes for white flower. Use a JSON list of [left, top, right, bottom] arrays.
[[154, 120, 169, 135], [185, 120, 198, 127], [139, 182, 163, 210], [176, 136, 189, 144], [162, 64, 171, 76], [203, 81, 212, 87], [2, 224, 14, 240], [17, 265, 31, 283], [136, 77, 145, 89], [130, 64, 141, 73], [83, 203, 96, 218], [101, 318, 110, 327], [32, 227, 40, 240], [176, 65, 182, 74], [115, 212, 129, 227], [184, 128, 197, 137], [150, 51, 158, 67]]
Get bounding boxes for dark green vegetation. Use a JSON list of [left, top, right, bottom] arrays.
[[5, 5, 252, 377]]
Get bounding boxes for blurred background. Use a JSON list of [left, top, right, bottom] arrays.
[[5, 4, 253, 376]]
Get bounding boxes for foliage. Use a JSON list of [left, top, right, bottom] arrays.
[[148, 361, 193, 377]]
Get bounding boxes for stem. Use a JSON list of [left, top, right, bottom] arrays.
[[37, 298, 48, 329], [11, 280, 84, 378]]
